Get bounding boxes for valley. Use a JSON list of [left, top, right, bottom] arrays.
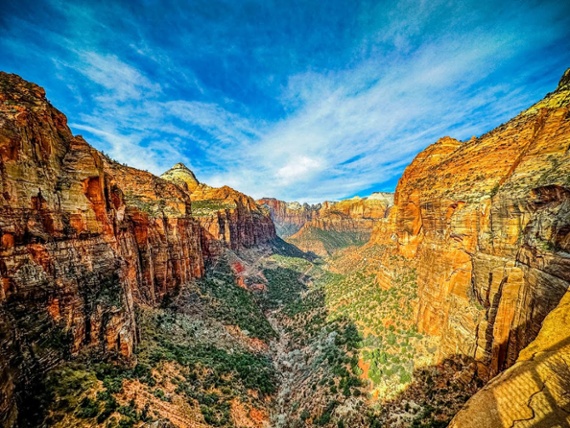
[[0, 67, 569, 428], [32, 242, 479, 428]]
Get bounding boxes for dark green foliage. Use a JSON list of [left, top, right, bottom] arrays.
[[315, 401, 338, 425], [197, 266, 276, 341], [152, 389, 170, 402], [200, 401, 231, 426], [76, 397, 100, 419], [262, 266, 307, 310], [132, 363, 156, 386], [149, 343, 276, 396]]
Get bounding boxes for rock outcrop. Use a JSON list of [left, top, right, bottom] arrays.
[[449, 288, 570, 428], [371, 68, 570, 381], [256, 198, 316, 238], [160, 162, 200, 192], [0, 72, 275, 426], [162, 165, 276, 258], [258, 193, 393, 255]]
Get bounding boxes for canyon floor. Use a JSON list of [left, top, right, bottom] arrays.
[[29, 239, 482, 428]]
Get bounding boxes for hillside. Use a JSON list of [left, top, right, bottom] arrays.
[[0, 68, 569, 428], [258, 194, 393, 256]]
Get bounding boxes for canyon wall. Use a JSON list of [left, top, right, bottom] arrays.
[[0, 72, 275, 426], [371, 68, 570, 380], [259, 193, 393, 255], [256, 198, 316, 237], [449, 287, 570, 427], [164, 163, 276, 258]]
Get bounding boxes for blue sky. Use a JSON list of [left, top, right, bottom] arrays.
[[1, 0, 569, 202]]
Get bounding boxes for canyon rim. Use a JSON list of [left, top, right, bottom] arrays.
[[1, 1, 570, 427]]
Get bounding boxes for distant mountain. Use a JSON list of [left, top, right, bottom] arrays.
[[258, 193, 393, 256]]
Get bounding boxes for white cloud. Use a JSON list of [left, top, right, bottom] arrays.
[[276, 156, 324, 184], [74, 52, 161, 102], [25, 0, 568, 203]]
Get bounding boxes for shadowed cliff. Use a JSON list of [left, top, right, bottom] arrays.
[[0, 71, 276, 427]]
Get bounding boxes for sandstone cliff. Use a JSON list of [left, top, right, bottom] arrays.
[[371, 68, 570, 381], [256, 198, 316, 238], [449, 288, 570, 427], [162, 164, 276, 258], [258, 193, 393, 256], [0, 72, 275, 426]]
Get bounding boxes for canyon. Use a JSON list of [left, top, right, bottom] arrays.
[[0, 71, 276, 426], [258, 193, 393, 256], [0, 68, 568, 428]]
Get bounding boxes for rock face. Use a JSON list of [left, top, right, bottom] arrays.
[[258, 193, 393, 255], [0, 72, 275, 426], [256, 198, 316, 238], [449, 289, 570, 428], [371, 68, 570, 380], [162, 166, 276, 258], [160, 162, 200, 192]]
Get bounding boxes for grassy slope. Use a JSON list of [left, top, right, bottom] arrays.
[[38, 244, 480, 428]]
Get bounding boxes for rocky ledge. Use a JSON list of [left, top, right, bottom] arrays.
[[0, 72, 276, 426]]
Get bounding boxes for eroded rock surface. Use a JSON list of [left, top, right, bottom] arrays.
[[371, 68, 570, 381], [0, 72, 275, 426], [162, 165, 276, 258], [259, 194, 393, 256], [449, 289, 570, 428]]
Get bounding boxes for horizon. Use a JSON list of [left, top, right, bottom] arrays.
[[1, 0, 569, 203]]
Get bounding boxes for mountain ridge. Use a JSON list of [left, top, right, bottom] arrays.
[[0, 68, 569, 427]]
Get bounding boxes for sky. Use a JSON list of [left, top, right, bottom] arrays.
[[1, 0, 569, 202]]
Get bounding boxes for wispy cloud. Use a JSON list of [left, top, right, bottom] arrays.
[[77, 52, 162, 102], [1, 0, 569, 202]]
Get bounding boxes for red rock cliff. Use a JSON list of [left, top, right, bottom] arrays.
[[371, 68, 570, 380], [0, 72, 275, 425], [162, 163, 276, 258], [256, 198, 317, 237], [258, 194, 393, 255]]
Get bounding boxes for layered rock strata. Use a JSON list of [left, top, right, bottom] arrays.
[[0, 72, 275, 426], [256, 198, 316, 238], [259, 193, 393, 255], [371, 68, 570, 380], [162, 164, 276, 258]]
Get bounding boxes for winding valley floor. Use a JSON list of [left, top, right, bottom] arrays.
[[33, 240, 485, 428]]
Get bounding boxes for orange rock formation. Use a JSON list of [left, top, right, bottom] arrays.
[[162, 164, 276, 257], [449, 288, 570, 427], [258, 194, 393, 255], [0, 72, 275, 425], [371, 67, 570, 382]]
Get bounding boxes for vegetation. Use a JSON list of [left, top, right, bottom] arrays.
[[191, 199, 237, 215], [260, 244, 474, 427], [195, 261, 277, 341], [124, 191, 166, 216], [36, 238, 474, 427], [288, 227, 370, 254]]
